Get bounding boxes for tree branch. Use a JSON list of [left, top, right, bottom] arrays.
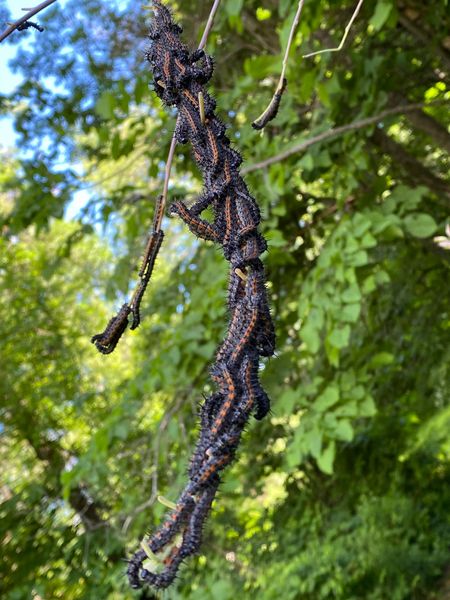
[[404, 108, 450, 155], [398, 13, 450, 73], [0, 0, 58, 43], [242, 102, 446, 174], [372, 129, 450, 200]]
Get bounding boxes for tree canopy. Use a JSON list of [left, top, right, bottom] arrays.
[[1, 0, 449, 598]]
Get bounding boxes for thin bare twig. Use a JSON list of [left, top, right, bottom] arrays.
[[303, 0, 364, 59], [243, 102, 444, 174], [198, 0, 221, 51], [252, 0, 305, 130], [0, 0, 57, 43], [278, 0, 305, 96], [156, 138, 177, 222]]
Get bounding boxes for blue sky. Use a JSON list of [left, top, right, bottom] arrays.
[[0, 0, 74, 147], [0, 0, 91, 220], [0, 0, 145, 223], [0, 1, 26, 147]]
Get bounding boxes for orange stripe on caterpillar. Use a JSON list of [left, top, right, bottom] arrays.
[[182, 89, 199, 108], [209, 366, 238, 437], [174, 57, 186, 74], [223, 195, 233, 247], [224, 158, 231, 184], [206, 126, 220, 165], [181, 104, 199, 136], [230, 308, 259, 364], [198, 454, 231, 484], [163, 50, 171, 79], [170, 200, 219, 242]]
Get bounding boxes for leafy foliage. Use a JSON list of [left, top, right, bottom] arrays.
[[1, 0, 449, 598]]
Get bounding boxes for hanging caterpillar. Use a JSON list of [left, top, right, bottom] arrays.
[[251, 77, 287, 130], [17, 21, 44, 33], [126, 0, 276, 590]]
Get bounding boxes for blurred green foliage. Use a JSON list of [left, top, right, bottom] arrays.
[[0, 0, 449, 598]]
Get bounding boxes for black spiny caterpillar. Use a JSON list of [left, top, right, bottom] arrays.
[[17, 20, 44, 32], [127, 1, 275, 590]]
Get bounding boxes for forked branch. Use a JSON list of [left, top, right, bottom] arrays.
[[252, 0, 305, 130], [303, 0, 364, 59], [0, 0, 57, 43]]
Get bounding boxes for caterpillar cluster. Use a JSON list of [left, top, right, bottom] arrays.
[[127, 1, 275, 590]]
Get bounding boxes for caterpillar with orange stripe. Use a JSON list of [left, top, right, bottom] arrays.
[[127, 1, 275, 590]]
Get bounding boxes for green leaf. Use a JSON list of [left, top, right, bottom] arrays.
[[375, 270, 391, 285], [305, 427, 323, 459], [286, 435, 303, 469], [404, 213, 437, 238], [60, 470, 75, 502], [362, 275, 376, 294], [134, 77, 148, 104], [299, 154, 314, 171], [95, 91, 115, 119], [360, 232, 377, 248], [336, 401, 358, 417], [341, 303, 361, 323], [111, 133, 121, 160], [317, 81, 331, 107], [370, 352, 395, 367], [309, 307, 324, 329], [226, 0, 243, 17], [267, 230, 286, 247], [370, 0, 393, 31], [301, 322, 321, 354], [315, 385, 340, 412], [347, 250, 368, 266], [342, 283, 361, 303], [390, 185, 426, 213], [278, 389, 298, 414], [352, 214, 372, 237], [325, 342, 341, 367], [328, 325, 351, 349], [317, 441, 336, 474], [279, 0, 291, 17], [333, 420, 354, 442], [359, 397, 377, 417]]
